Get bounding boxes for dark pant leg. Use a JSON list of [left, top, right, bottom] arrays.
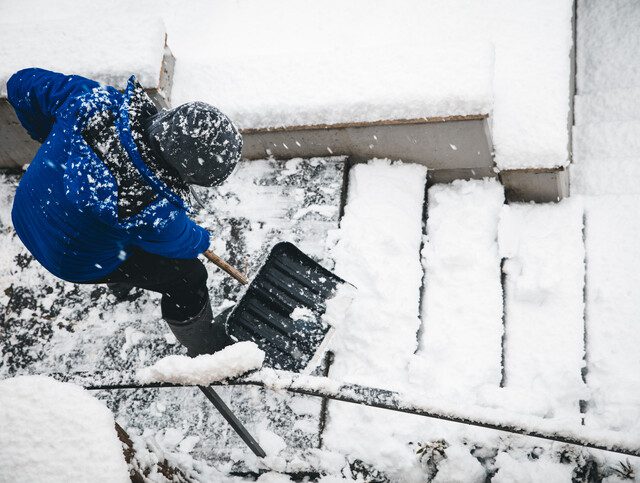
[[94, 248, 209, 322]]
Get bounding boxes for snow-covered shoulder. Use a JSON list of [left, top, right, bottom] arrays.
[[137, 341, 265, 386], [0, 375, 129, 482]]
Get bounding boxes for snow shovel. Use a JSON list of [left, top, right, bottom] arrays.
[[205, 241, 356, 373], [200, 241, 355, 457]]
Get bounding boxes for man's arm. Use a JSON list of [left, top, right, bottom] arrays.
[[6, 68, 100, 143], [132, 211, 211, 259]]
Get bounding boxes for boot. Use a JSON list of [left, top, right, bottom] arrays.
[[165, 299, 234, 356]]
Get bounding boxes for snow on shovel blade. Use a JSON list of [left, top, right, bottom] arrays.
[[225, 242, 356, 373]]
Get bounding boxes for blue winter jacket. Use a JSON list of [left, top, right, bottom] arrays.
[[8, 68, 210, 282]]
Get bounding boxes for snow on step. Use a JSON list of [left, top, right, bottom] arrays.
[[584, 195, 640, 432], [322, 160, 428, 478], [0, 11, 166, 97], [0, 375, 129, 482], [571, 156, 640, 196], [414, 179, 504, 395], [574, 88, 640, 126], [327, 159, 427, 387], [577, 0, 640, 94], [499, 199, 587, 420], [172, 40, 493, 130], [573, 121, 640, 160]]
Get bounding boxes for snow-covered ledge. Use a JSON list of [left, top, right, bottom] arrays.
[[0, 17, 173, 168]]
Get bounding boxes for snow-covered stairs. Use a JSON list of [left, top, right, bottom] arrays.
[[322, 160, 429, 479], [572, 114, 640, 196], [572, 0, 640, 196], [583, 197, 640, 433], [320, 164, 595, 479], [416, 179, 504, 394], [499, 200, 587, 421], [571, 0, 640, 436], [575, 88, 640, 125]]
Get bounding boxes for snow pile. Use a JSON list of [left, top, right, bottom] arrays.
[[0, 375, 129, 482], [173, 39, 493, 129], [414, 178, 504, 394], [0, 10, 165, 97], [573, 0, 640, 438], [137, 341, 265, 385], [499, 199, 587, 419]]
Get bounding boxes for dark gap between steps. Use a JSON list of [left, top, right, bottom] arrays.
[[580, 210, 589, 422], [317, 155, 353, 448], [414, 178, 430, 354], [500, 257, 508, 388]]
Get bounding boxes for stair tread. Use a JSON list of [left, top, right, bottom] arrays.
[[573, 121, 640, 159], [575, 87, 640, 125], [584, 194, 640, 431], [571, 156, 640, 196], [415, 178, 505, 392], [499, 199, 587, 417]]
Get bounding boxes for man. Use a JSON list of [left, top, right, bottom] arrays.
[[7, 68, 243, 356]]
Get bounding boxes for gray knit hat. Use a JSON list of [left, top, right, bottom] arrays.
[[144, 101, 243, 187]]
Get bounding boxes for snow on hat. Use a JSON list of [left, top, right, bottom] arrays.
[[144, 101, 243, 187]]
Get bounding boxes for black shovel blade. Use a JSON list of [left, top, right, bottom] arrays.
[[226, 242, 355, 373]]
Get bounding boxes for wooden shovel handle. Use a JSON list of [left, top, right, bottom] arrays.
[[203, 250, 249, 285]]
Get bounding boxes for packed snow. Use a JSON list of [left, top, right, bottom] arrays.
[[0, 375, 129, 483], [137, 340, 265, 385]]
